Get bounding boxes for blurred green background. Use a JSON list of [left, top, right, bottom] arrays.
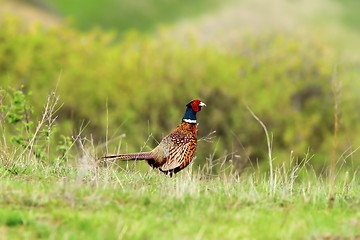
[[1, 0, 360, 173]]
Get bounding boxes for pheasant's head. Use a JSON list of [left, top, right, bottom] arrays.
[[187, 99, 206, 112], [183, 99, 206, 124]]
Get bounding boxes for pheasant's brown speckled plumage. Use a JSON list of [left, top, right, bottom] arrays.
[[150, 122, 198, 175], [102, 99, 205, 176]]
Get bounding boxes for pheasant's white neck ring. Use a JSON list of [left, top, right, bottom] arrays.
[[183, 119, 197, 124]]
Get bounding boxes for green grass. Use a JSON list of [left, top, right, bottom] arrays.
[[0, 163, 359, 239]]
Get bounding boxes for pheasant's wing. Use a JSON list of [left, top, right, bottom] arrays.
[[158, 132, 197, 172]]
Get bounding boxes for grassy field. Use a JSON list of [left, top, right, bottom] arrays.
[[0, 162, 359, 239]]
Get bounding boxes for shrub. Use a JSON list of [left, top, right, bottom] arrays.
[[1, 17, 359, 172], [0, 86, 72, 166]]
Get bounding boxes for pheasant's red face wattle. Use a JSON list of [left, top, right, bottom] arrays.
[[190, 99, 205, 112]]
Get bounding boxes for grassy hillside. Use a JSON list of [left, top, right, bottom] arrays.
[[334, 0, 360, 31], [41, 0, 232, 32]]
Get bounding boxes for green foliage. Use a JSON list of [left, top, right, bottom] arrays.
[[56, 135, 73, 158], [0, 86, 72, 164], [0, 87, 33, 125], [5, 212, 24, 227], [0, 18, 359, 171], [0, 87, 37, 152]]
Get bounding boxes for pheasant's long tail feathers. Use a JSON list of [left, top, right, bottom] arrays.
[[102, 152, 153, 161]]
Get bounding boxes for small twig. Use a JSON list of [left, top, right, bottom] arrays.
[[246, 105, 274, 195], [329, 64, 341, 209], [199, 130, 217, 142], [21, 91, 60, 163]]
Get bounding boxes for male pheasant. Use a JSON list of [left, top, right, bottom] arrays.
[[102, 99, 206, 176]]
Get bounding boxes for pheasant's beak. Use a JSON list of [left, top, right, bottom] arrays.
[[199, 102, 206, 107]]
